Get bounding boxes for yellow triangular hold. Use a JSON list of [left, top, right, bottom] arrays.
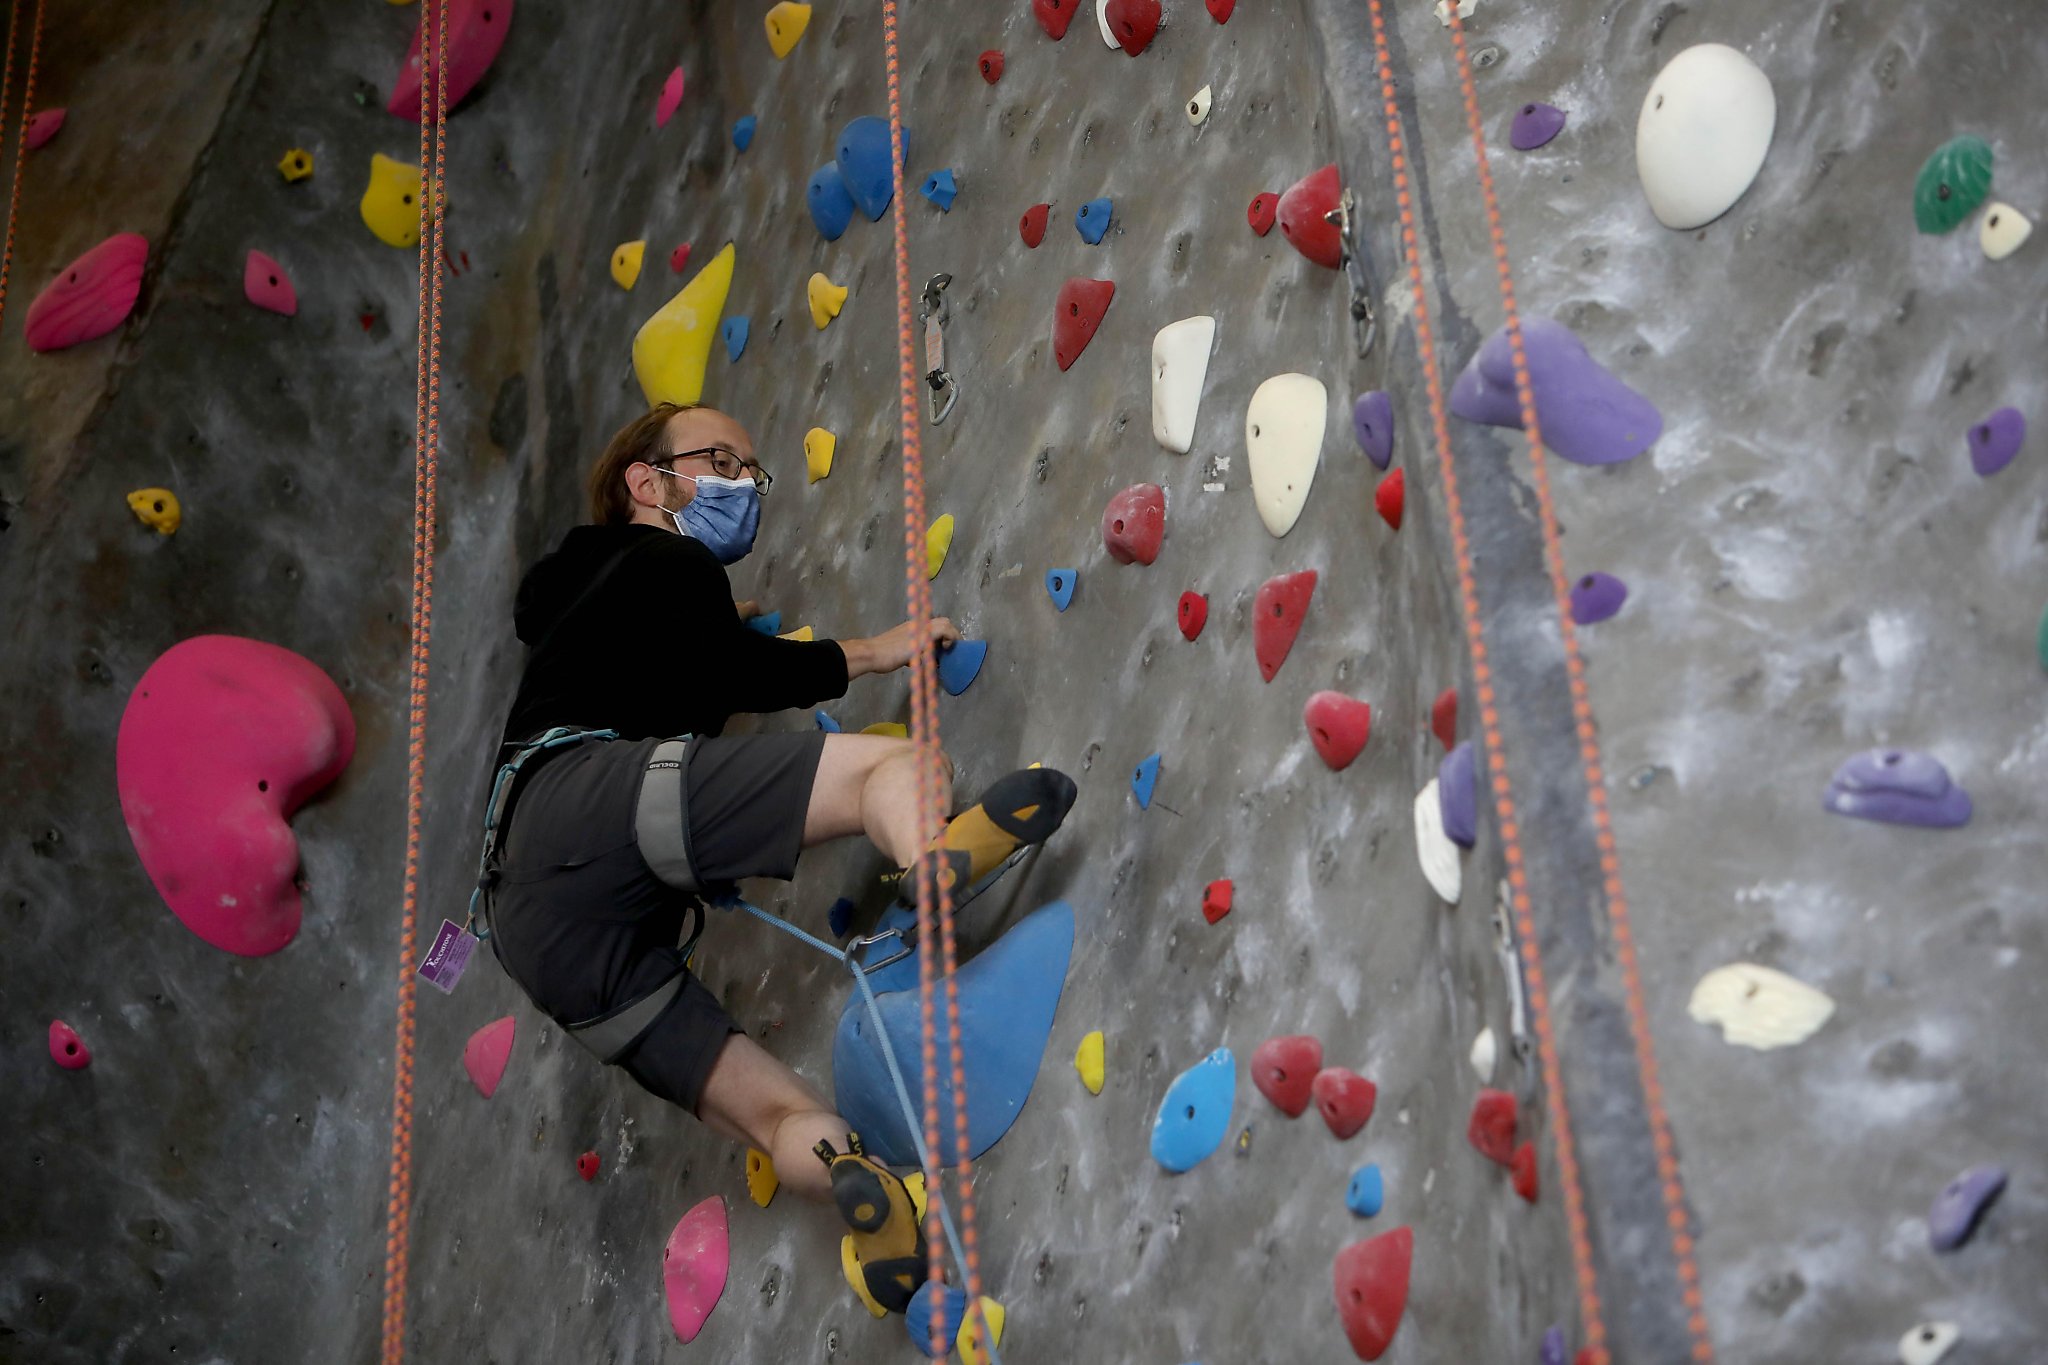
[[764, 1, 812, 58], [126, 488, 181, 536], [1074, 1030, 1104, 1095], [745, 1148, 779, 1207], [611, 239, 646, 290], [633, 241, 736, 406], [805, 427, 836, 483], [862, 722, 908, 738], [807, 271, 848, 330], [957, 1297, 1007, 1365], [778, 625, 815, 642], [277, 148, 313, 182], [360, 153, 425, 248], [926, 513, 954, 581], [840, 1234, 888, 1318]]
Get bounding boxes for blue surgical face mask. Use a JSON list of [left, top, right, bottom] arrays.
[[659, 470, 760, 564]]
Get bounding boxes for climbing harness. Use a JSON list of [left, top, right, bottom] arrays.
[[0, 0, 46, 335], [920, 273, 957, 424], [1326, 188, 1380, 358]]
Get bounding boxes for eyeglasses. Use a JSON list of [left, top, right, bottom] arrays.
[[659, 445, 773, 495]]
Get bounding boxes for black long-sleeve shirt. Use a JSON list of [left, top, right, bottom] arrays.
[[498, 523, 849, 749]]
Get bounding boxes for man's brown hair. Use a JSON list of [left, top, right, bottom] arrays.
[[587, 402, 697, 524]]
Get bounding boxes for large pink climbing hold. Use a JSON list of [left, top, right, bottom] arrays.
[[655, 67, 685, 127], [663, 1195, 731, 1343], [1333, 1225, 1412, 1361], [1102, 483, 1165, 565], [1032, 0, 1077, 40], [1277, 164, 1344, 269], [24, 107, 66, 150], [1467, 1088, 1518, 1166], [243, 250, 298, 317], [1304, 692, 1371, 771], [49, 1020, 92, 1070], [463, 1016, 516, 1097], [387, 0, 516, 122], [115, 636, 355, 956], [25, 232, 147, 352], [1106, 0, 1161, 54], [1251, 1034, 1323, 1117], [1253, 570, 1317, 682], [1054, 277, 1115, 371]]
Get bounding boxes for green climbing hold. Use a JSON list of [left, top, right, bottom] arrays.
[[1914, 135, 1992, 235]]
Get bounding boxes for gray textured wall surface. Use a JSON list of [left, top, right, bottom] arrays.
[[2, 2, 2041, 1364]]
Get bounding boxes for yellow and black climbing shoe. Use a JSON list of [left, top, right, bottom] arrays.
[[816, 1133, 927, 1313], [897, 767, 1078, 907]]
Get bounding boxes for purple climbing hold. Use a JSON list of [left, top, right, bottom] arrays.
[[1928, 1164, 2006, 1252], [1449, 316, 1662, 466], [1439, 740, 1477, 849], [1352, 391, 1394, 470], [1540, 1326, 1568, 1365], [1510, 102, 1568, 151], [1570, 571, 1628, 625], [1967, 406, 2025, 477], [1823, 749, 1972, 829]]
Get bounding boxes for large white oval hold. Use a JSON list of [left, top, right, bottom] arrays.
[[1414, 777, 1461, 905], [1245, 373, 1326, 537], [1151, 316, 1215, 454], [1636, 43, 1776, 230], [1687, 962, 1834, 1050], [1095, 0, 1118, 47]]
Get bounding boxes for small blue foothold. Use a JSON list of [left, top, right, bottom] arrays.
[[1151, 1047, 1235, 1173], [827, 896, 856, 938], [937, 639, 988, 696], [807, 162, 856, 241], [1131, 753, 1160, 809], [905, 1281, 969, 1358], [1045, 568, 1077, 611], [1075, 197, 1113, 244], [722, 315, 749, 363], [920, 168, 958, 212], [815, 709, 842, 733], [1346, 1164, 1385, 1217], [744, 610, 782, 636], [732, 115, 756, 152]]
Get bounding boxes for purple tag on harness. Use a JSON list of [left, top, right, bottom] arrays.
[[416, 919, 479, 994]]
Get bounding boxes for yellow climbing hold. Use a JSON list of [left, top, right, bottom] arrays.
[[360, 153, 425, 248], [779, 625, 815, 642], [805, 427, 836, 484], [764, 1, 812, 58], [611, 239, 646, 290], [633, 242, 735, 406], [862, 722, 908, 738], [840, 1234, 888, 1318], [957, 1297, 1007, 1365], [745, 1148, 778, 1207], [926, 513, 955, 580], [126, 488, 181, 536], [807, 271, 847, 330], [1074, 1030, 1105, 1095], [276, 148, 313, 183]]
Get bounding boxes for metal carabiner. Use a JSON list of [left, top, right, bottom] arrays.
[[920, 273, 959, 425], [1325, 189, 1380, 358], [847, 923, 916, 974]]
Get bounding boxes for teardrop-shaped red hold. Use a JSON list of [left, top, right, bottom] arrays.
[[669, 242, 692, 273], [1106, 0, 1161, 54], [1511, 1140, 1539, 1203], [1201, 878, 1233, 924], [1207, 0, 1237, 21], [1253, 570, 1317, 682], [1333, 1226, 1412, 1361], [577, 1150, 601, 1182], [978, 49, 1005, 83], [1304, 691, 1371, 770], [1054, 276, 1115, 371], [1177, 590, 1209, 641], [1247, 191, 1278, 236], [1278, 163, 1344, 269], [49, 1019, 92, 1070], [1311, 1067, 1377, 1139], [1374, 468, 1404, 529], [1467, 1088, 1518, 1166], [1251, 1034, 1323, 1117], [1101, 482, 1164, 565], [1430, 687, 1457, 750], [244, 249, 299, 317], [1032, 0, 1076, 40], [1019, 202, 1050, 248]]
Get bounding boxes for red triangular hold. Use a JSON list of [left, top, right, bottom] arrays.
[[1304, 691, 1372, 770], [1101, 483, 1165, 565], [577, 1150, 601, 1182], [1467, 1088, 1518, 1166], [1511, 1140, 1539, 1203], [1247, 191, 1278, 236], [1177, 590, 1209, 641], [1032, 0, 1077, 40], [1333, 1226, 1412, 1361], [1311, 1067, 1378, 1139], [1251, 1034, 1323, 1117], [1430, 687, 1457, 750], [1201, 878, 1233, 925], [1207, 0, 1237, 20], [1106, 0, 1160, 54], [1278, 163, 1344, 269], [1374, 468, 1404, 529], [1020, 202, 1050, 248], [1253, 570, 1317, 682], [1054, 277, 1114, 370]]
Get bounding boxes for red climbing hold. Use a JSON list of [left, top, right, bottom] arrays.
[[1177, 591, 1208, 641], [25, 232, 147, 352], [1430, 687, 1457, 751], [1101, 483, 1165, 565], [464, 1016, 516, 1098], [1251, 1035, 1323, 1118], [1374, 469, 1404, 530], [1054, 277, 1115, 371], [244, 250, 298, 317], [669, 243, 692, 273], [577, 1150, 601, 1182], [1333, 1226, 1412, 1361], [1304, 692, 1371, 771], [388, 0, 515, 122], [1511, 1140, 1539, 1203], [1106, 0, 1161, 55], [1248, 192, 1278, 237], [1467, 1088, 1518, 1167], [1201, 878, 1233, 925], [1207, 0, 1237, 21], [1020, 203, 1050, 249], [49, 1020, 91, 1070], [1032, 0, 1077, 40], [1312, 1068, 1377, 1139], [979, 49, 1005, 83], [1277, 163, 1344, 269], [1253, 570, 1317, 682]]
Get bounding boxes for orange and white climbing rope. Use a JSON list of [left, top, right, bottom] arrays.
[[0, 0, 46, 334]]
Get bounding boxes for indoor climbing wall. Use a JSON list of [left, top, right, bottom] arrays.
[[3, 2, 2041, 1364]]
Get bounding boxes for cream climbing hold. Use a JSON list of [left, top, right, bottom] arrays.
[[1186, 85, 1212, 128], [127, 488, 181, 536], [1151, 316, 1215, 454], [1094, 0, 1119, 48], [1246, 373, 1327, 537], [804, 427, 836, 483], [1468, 1026, 1496, 1082], [1898, 1322, 1959, 1365], [1434, 0, 1475, 24], [633, 242, 735, 406], [808, 271, 847, 329], [360, 153, 426, 248], [1687, 963, 1834, 1050], [611, 240, 645, 290], [764, 2, 811, 58], [926, 514, 955, 580], [1636, 43, 1776, 230], [1075, 1030, 1105, 1095], [277, 148, 313, 182], [745, 1148, 779, 1207], [1414, 778, 1461, 904], [1980, 201, 2032, 261]]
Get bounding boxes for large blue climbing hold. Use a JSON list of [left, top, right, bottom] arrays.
[[1131, 752, 1160, 809], [1346, 1164, 1385, 1217], [921, 168, 958, 212], [1076, 197, 1113, 244], [906, 1281, 970, 1358], [937, 639, 988, 696], [807, 162, 856, 241], [1439, 741, 1477, 848], [745, 610, 782, 636], [837, 116, 912, 222], [832, 900, 1076, 1167], [722, 315, 749, 363], [1151, 1047, 1235, 1173], [732, 115, 756, 151], [815, 709, 842, 733], [1045, 568, 1077, 611]]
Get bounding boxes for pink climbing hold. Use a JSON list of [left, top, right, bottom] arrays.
[[49, 1020, 91, 1071], [1106, 0, 1161, 55], [1054, 277, 1115, 371], [25, 232, 147, 352], [24, 107, 65, 151], [1467, 1088, 1518, 1167], [1032, 0, 1077, 40], [463, 1016, 516, 1098], [1247, 191, 1278, 237], [1374, 469, 1404, 530], [1020, 202, 1050, 248], [669, 242, 691, 273], [1253, 570, 1317, 682], [656, 67, 685, 127], [1312, 1067, 1377, 1139], [577, 1150, 601, 1182], [1333, 1225, 1412, 1361], [116, 636, 355, 956], [1178, 590, 1209, 641], [1277, 164, 1343, 269], [387, 0, 516, 122], [1102, 482, 1165, 565], [1511, 1140, 1539, 1203], [1304, 692, 1371, 771], [243, 250, 298, 317], [663, 1195, 731, 1343], [1207, 0, 1237, 21], [1251, 1034, 1323, 1117], [1201, 878, 1234, 925], [1430, 687, 1457, 751]]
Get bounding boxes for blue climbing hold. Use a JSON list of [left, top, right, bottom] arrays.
[[836, 115, 912, 222], [732, 115, 756, 151], [807, 162, 856, 241], [1045, 568, 1077, 611], [744, 610, 783, 636], [937, 639, 988, 696], [1439, 741, 1477, 848], [833, 900, 1075, 1167], [1346, 1164, 1384, 1217], [1150, 1047, 1235, 1173], [827, 896, 856, 938], [921, 168, 958, 212], [906, 1281, 970, 1358], [815, 709, 842, 733], [1075, 197, 1113, 244], [722, 315, 749, 363], [1131, 753, 1160, 809]]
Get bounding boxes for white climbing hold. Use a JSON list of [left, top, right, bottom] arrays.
[[1687, 963, 1834, 1050], [1186, 85, 1212, 128], [1980, 201, 2032, 261], [1635, 43, 1776, 230], [1414, 777, 1461, 904], [1468, 1027, 1496, 1082], [1245, 372, 1327, 538], [1095, 0, 1118, 47], [1898, 1322, 1959, 1365], [1433, 0, 1475, 25], [1151, 316, 1215, 455]]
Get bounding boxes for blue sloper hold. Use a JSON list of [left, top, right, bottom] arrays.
[[732, 115, 756, 151], [827, 896, 856, 938], [1824, 749, 1973, 829], [1439, 740, 1477, 848], [1075, 197, 1113, 244], [833, 900, 1076, 1167], [836, 116, 912, 222], [1131, 752, 1160, 809], [1346, 1164, 1384, 1217], [744, 610, 783, 636], [1045, 568, 1077, 611], [815, 709, 842, 733], [807, 162, 856, 241], [937, 639, 988, 696], [722, 315, 749, 363], [920, 168, 958, 212], [906, 1282, 970, 1359], [1151, 1047, 1235, 1173]]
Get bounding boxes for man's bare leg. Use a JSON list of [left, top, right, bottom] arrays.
[[804, 734, 951, 865], [695, 1033, 846, 1202]]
